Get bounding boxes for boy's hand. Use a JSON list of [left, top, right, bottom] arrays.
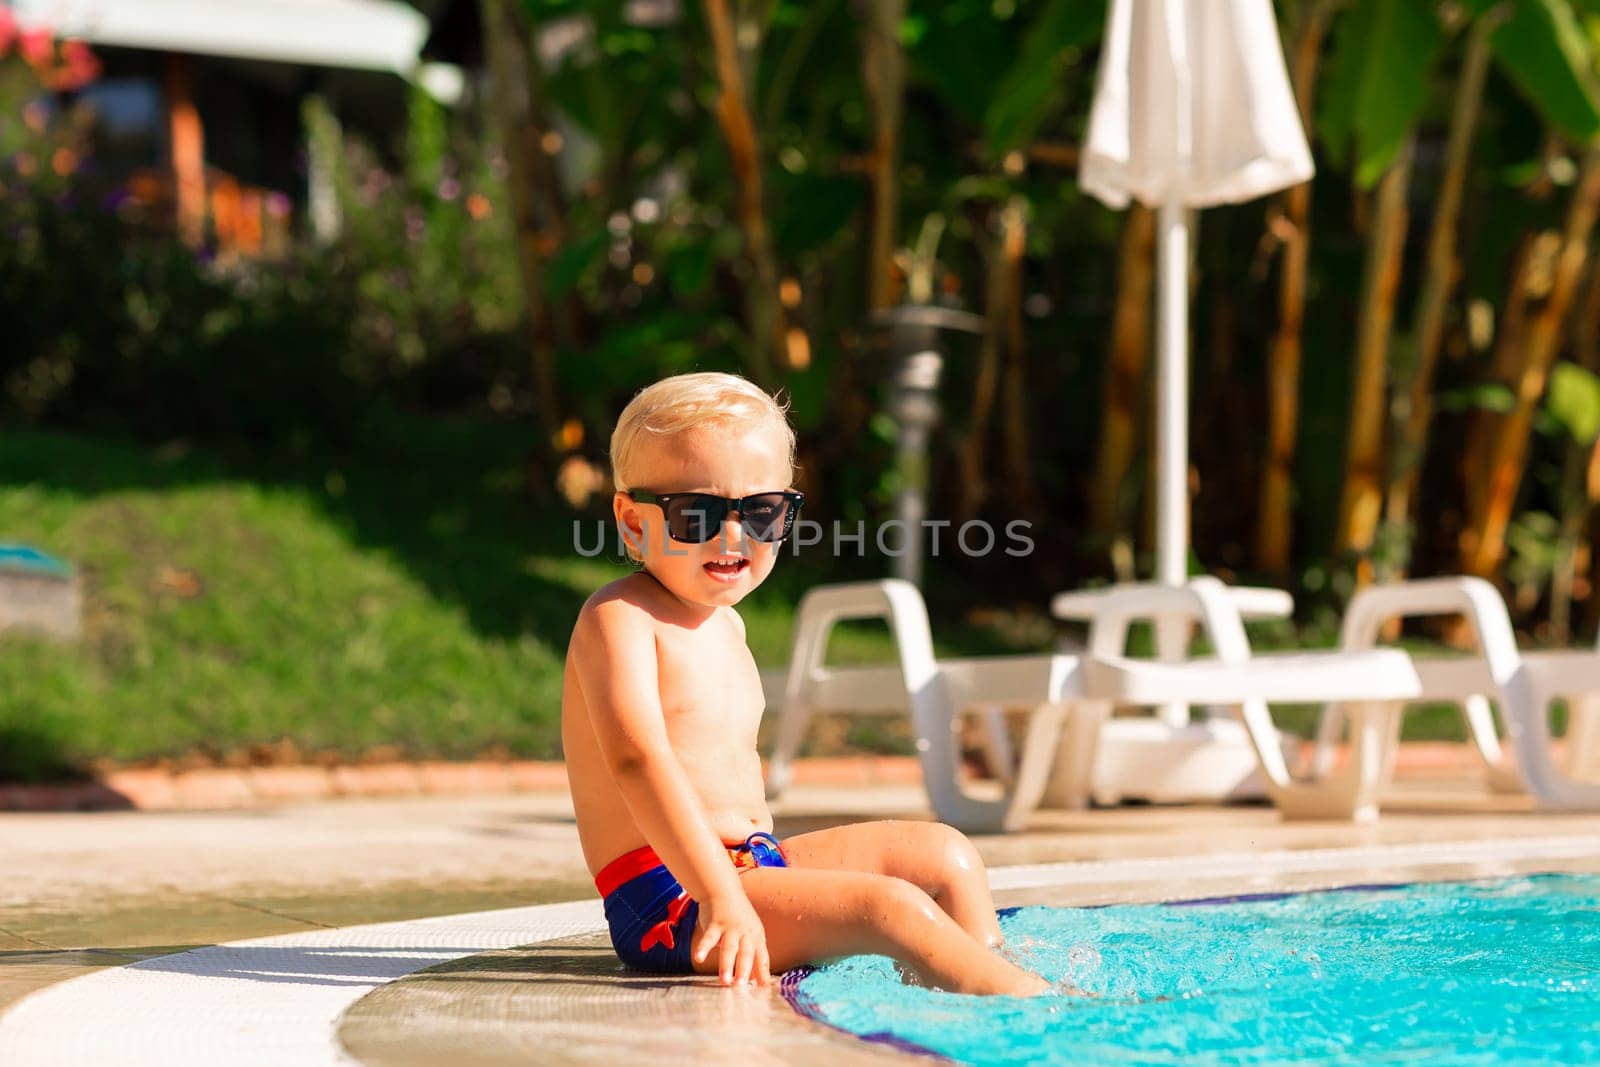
[[692, 891, 772, 987]]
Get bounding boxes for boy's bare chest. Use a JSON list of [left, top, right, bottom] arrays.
[[653, 624, 764, 737]]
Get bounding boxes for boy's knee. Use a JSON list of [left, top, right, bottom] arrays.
[[883, 876, 940, 927], [863, 876, 941, 926], [933, 824, 983, 878]]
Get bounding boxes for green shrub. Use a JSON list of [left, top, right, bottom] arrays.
[[0, 188, 364, 447]]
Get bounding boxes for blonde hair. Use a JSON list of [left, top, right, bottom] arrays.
[[609, 372, 795, 492]]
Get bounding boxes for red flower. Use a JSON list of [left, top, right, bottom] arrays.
[[19, 26, 53, 67], [0, 7, 17, 58], [57, 38, 100, 90]]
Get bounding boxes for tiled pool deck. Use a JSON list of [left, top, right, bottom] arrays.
[[1, 768, 1597, 1064]]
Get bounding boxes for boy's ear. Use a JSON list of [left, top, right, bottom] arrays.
[[613, 492, 646, 559]]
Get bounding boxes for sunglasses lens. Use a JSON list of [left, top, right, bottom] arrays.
[[742, 493, 796, 542], [664, 495, 725, 543]]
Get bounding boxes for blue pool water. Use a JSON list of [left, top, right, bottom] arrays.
[[784, 874, 1600, 1065]]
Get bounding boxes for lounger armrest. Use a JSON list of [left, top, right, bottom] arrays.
[[1051, 583, 1293, 622], [792, 579, 924, 626], [1341, 577, 1520, 682], [784, 579, 940, 701], [1083, 577, 1254, 662]]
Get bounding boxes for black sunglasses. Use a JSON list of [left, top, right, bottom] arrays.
[[627, 489, 804, 544]]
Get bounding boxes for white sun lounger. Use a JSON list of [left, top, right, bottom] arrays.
[[1050, 582, 1296, 806], [763, 575, 1600, 829], [764, 578, 1336, 830], [1107, 576, 1600, 819], [1308, 576, 1600, 807], [762, 580, 1087, 832]]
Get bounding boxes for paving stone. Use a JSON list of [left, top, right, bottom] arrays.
[[1, 899, 315, 952]]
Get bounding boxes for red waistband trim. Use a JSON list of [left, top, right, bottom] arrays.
[[594, 844, 669, 899], [594, 839, 785, 899]]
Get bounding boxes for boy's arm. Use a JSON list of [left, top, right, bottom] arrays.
[[571, 596, 769, 982]]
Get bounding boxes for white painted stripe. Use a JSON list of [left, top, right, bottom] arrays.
[[0, 835, 1595, 1065], [0, 900, 605, 1066]]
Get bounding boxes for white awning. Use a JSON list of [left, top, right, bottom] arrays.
[[9, 0, 429, 75]]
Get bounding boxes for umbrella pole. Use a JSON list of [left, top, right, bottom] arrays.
[[1155, 198, 1192, 727], [1155, 198, 1190, 586]]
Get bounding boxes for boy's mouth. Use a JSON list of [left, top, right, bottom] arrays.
[[703, 556, 751, 582]]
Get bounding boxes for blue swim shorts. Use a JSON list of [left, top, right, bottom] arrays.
[[594, 831, 788, 973]]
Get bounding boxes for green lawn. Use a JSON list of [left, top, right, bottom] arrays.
[[0, 418, 1501, 782], [0, 418, 946, 780]]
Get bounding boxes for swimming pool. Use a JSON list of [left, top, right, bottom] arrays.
[[784, 874, 1600, 1065]]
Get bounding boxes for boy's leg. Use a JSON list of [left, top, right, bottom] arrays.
[[719, 866, 1046, 997], [778, 821, 1004, 945]]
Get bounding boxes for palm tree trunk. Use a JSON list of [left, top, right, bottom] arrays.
[[1380, 10, 1499, 580], [957, 198, 1027, 523], [514, 6, 578, 353], [703, 0, 783, 388], [998, 198, 1037, 519], [1257, 0, 1340, 576], [1463, 234, 1540, 506], [960, 220, 998, 524], [1550, 441, 1587, 643], [1461, 145, 1600, 578], [1337, 139, 1414, 577], [861, 0, 906, 312], [1574, 249, 1600, 372], [1465, 135, 1568, 497], [479, 0, 561, 451], [1092, 204, 1155, 552]]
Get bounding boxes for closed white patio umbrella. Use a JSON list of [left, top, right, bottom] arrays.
[[1081, 0, 1313, 585]]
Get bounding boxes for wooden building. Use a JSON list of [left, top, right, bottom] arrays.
[[7, 0, 459, 257]]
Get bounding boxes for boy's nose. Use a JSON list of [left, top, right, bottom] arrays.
[[717, 512, 749, 552]]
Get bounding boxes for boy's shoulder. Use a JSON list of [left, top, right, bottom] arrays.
[[579, 573, 663, 625], [568, 575, 661, 662], [574, 573, 742, 639]]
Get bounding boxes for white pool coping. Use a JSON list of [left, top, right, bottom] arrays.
[[1, 834, 1597, 1066]]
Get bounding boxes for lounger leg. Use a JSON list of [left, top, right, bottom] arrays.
[[1499, 672, 1600, 808], [1569, 692, 1600, 782], [765, 697, 812, 800], [1236, 698, 1292, 789], [1153, 614, 1192, 728], [1037, 700, 1112, 812], [972, 704, 1017, 787], [1347, 700, 1401, 821], [1309, 702, 1345, 778], [767, 590, 869, 800], [1458, 694, 1525, 794], [1316, 695, 1516, 791], [907, 674, 1009, 833], [1268, 700, 1400, 821], [1000, 702, 1076, 829]]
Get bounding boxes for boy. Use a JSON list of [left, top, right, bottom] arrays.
[[561, 371, 1047, 995]]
